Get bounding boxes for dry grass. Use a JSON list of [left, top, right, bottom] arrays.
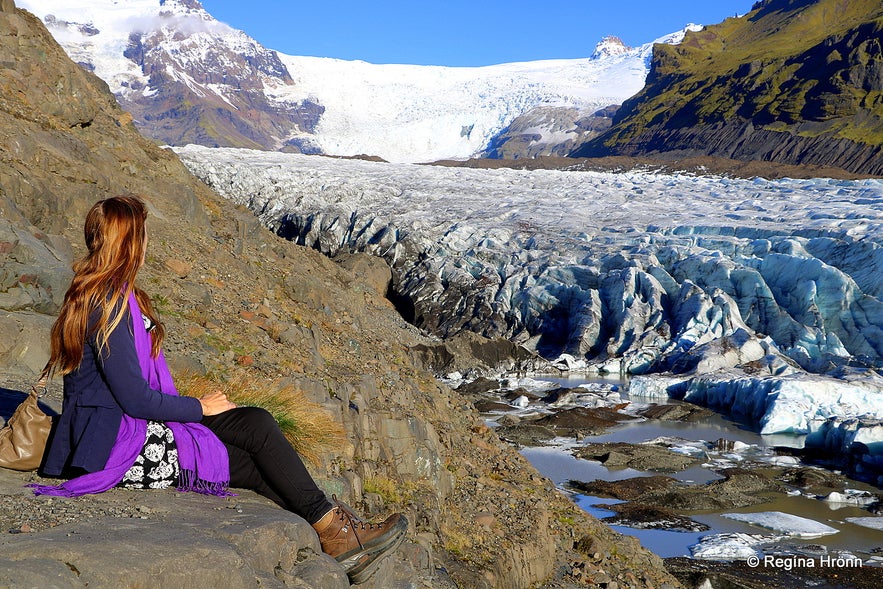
[[363, 475, 425, 505], [175, 371, 345, 465], [363, 476, 403, 504]]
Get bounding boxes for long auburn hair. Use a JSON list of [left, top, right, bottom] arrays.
[[45, 195, 165, 376]]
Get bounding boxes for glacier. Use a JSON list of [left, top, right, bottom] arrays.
[[268, 40, 673, 163], [175, 145, 883, 479]]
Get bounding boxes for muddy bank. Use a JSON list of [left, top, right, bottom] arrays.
[[429, 153, 881, 181]]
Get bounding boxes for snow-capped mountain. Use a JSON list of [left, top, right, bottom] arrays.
[[19, 0, 699, 163], [591, 36, 631, 59]]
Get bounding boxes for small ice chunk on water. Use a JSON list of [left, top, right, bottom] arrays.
[[731, 441, 751, 452], [690, 532, 777, 560], [510, 395, 530, 408], [723, 511, 839, 538], [823, 489, 877, 507], [766, 455, 801, 467]]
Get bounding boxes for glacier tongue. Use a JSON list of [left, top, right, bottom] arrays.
[[175, 145, 883, 368], [175, 145, 883, 473]]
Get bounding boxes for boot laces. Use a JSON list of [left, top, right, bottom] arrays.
[[332, 495, 385, 546]]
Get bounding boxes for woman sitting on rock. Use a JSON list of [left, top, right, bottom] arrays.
[[31, 194, 407, 584]]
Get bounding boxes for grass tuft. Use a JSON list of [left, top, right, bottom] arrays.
[[175, 370, 345, 465]]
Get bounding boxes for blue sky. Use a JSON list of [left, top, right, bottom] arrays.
[[200, 0, 757, 67]]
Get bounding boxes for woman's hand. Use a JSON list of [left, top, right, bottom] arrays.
[[199, 390, 236, 416]]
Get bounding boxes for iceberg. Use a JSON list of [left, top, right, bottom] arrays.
[[722, 511, 839, 538], [683, 371, 883, 435], [822, 490, 878, 507], [845, 516, 883, 531], [690, 532, 778, 561]]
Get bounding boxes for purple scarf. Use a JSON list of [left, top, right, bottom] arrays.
[[31, 293, 231, 497]]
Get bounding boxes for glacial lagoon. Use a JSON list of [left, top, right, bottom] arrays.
[[514, 379, 883, 562]]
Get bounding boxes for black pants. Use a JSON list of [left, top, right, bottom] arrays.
[[201, 406, 333, 524]]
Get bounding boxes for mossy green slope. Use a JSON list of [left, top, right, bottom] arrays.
[[573, 0, 883, 175]]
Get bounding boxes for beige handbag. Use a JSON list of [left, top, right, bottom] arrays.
[[0, 378, 52, 471]]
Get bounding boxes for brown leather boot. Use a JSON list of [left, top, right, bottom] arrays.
[[312, 496, 408, 584]]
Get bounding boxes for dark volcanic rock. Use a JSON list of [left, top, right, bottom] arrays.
[[410, 330, 547, 378], [568, 475, 680, 501], [638, 403, 715, 422], [666, 556, 883, 589], [600, 502, 710, 533], [539, 387, 576, 404], [494, 423, 558, 447], [574, 442, 702, 472], [535, 407, 637, 437], [777, 466, 857, 495], [638, 468, 786, 511], [473, 399, 514, 413], [456, 376, 501, 395], [502, 388, 541, 403]]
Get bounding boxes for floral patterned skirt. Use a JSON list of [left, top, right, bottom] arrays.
[[119, 421, 180, 489]]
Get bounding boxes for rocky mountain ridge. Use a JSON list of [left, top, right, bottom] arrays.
[[572, 0, 883, 175], [53, 0, 322, 150], [0, 2, 678, 587]]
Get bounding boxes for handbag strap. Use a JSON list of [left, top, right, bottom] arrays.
[[30, 376, 48, 398]]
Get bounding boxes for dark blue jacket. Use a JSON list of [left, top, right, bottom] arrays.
[[43, 308, 203, 476]]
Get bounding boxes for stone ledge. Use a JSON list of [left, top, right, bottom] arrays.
[[0, 468, 427, 588]]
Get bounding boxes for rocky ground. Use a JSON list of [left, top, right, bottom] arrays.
[[665, 557, 883, 589]]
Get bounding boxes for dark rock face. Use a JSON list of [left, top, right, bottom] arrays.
[[573, 0, 883, 176], [482, 105, 618, 159], [30, 2, 324, 151], [577, 119, 883, 176], [118, 24, 323, 150], [411, 331, 547, 378]]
